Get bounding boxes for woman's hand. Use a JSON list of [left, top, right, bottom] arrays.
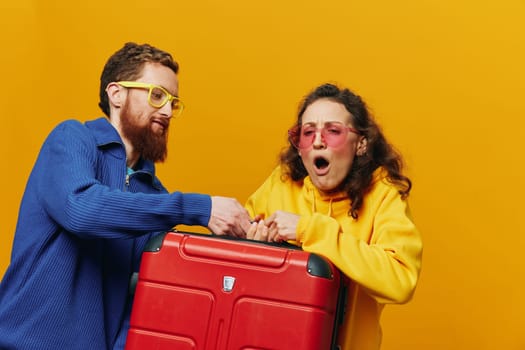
[[265, 210, 299, 242], [246, 211, 299, 242], [246, 219, 270, 241]]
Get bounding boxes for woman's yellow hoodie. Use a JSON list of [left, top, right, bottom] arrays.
[[245, 165, 423, 350]]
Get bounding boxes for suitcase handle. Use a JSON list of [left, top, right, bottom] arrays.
[[144, 230, 301, 252], [180, 233, 290, 268]]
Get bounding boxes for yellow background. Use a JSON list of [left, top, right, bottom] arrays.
[[1, 0, 524, 349]]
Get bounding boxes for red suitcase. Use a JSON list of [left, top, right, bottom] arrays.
[[125, 230, 345, 350]]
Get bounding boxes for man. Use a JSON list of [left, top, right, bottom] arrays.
[[0, 42, 251, 349]]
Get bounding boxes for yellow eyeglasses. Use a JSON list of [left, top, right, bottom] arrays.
[[117, 81, 185, 117]]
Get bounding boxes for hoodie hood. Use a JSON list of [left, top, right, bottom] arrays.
[[302, 176, 349, 217], [301, 167, 387, 218]]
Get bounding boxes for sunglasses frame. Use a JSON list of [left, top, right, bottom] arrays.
[[288, 122, 361, 149]]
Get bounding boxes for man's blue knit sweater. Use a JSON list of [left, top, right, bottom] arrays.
[[0, 118, 211, 349]]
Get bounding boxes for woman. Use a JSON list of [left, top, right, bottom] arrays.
[[245, 83, 423, 350]]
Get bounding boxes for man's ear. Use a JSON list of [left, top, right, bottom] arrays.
[[356, 137, 368, 156], [106, 82, 124, 108]]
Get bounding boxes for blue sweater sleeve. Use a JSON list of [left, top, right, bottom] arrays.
[[34, 120, 211, 239]]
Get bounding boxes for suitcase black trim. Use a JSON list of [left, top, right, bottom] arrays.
[[331, 276, 348, 350], [306, 254, 334, 279], [144, 231, 168, 252]]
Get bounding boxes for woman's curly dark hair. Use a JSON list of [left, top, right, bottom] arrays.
[[280, 83, 411, 219]]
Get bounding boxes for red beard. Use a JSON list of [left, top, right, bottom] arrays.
[[120, 102, 169, 163]]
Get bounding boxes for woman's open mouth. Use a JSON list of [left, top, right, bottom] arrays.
[[313, 156, 330, 175]]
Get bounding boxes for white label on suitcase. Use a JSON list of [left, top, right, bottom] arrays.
[[223, 276, 236, 292]]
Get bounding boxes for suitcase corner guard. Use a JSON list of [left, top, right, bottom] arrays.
[[307, 253, 334, 279]]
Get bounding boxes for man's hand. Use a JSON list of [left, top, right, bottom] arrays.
[[208, 196, 251, 237]]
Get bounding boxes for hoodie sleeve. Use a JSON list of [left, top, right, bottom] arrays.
[[297, 181, 423, 305]]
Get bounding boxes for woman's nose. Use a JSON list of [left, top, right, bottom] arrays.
[[312, 130, 326, 149]]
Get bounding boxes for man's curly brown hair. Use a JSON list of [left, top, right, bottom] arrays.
[[98, 42, 179, 117]]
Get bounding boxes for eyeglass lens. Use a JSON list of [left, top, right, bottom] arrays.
[[289, 123, 349, 149], [149, 86, 183, 112], [149, 87, 167, 107]]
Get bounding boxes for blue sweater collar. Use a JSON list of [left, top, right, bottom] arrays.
[[85, 117, 159, 186], [85, 117, 123, 146]]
